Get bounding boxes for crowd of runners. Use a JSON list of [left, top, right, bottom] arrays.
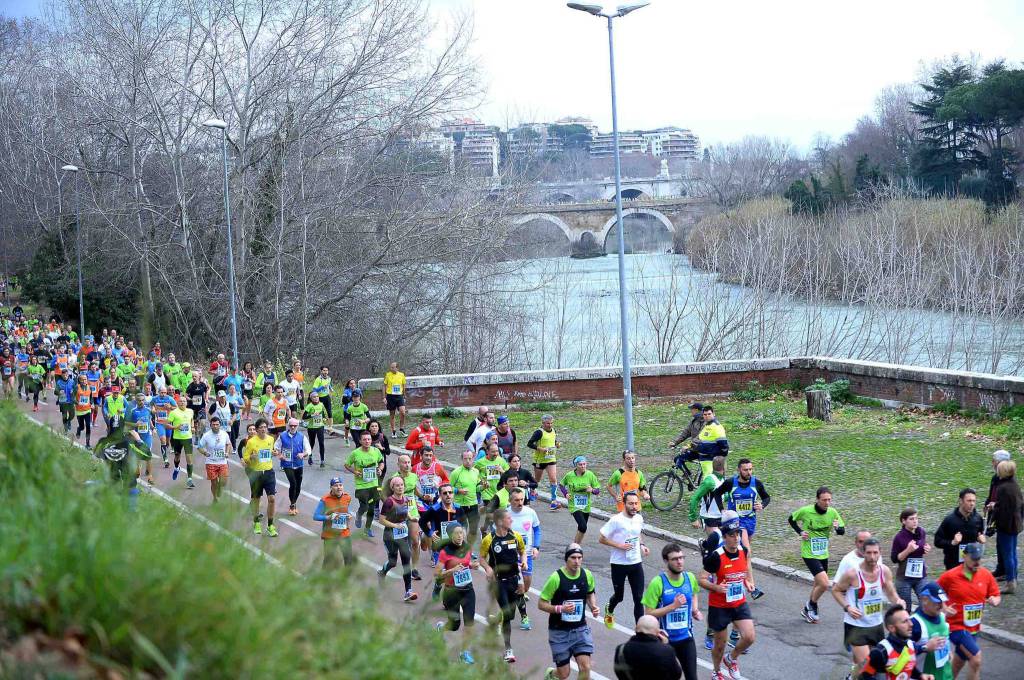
[[2, 301, 1022, 680]]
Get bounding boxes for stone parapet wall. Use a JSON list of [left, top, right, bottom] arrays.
[[359, 356, 1024, 413]]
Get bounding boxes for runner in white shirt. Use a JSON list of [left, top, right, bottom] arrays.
[[508, 487, 542, 630], [599, 491, 649, 628], [465, 411, 496, 453], [280, 370, 302, 415], [197, 415, 233, 503], [833, 529, 873, 583]]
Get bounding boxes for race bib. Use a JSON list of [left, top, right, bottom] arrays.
[[276, 408, 287, 421], [311, 414, 323, 426], [191, 395, 202, 405], [958, 545, 966, 564], [78, 394, 90, 406], [665, 606, 689, 630], [244, 381, 253, 390], [933, 637, 950, 668], [453, 567, 472, 588], [331, 514, 348, 531], [136, 422, 150, 433], [810, 537, 829, 557], [861, 598, 883, 617], [726, 581, 744, 603], [560, 600, 584, 623], [420, 483, 437, 498], [391, 384, 401, 395], [963, 603, 983, 628], [735, 499, 753, 515], [392, 523, 409, 539], [572, 494, 589, 510], [441, 520, 460, 539], [258, 448, 272, 462], [207, 444, 225, 461], [178, 423, 191, 435], [487, 466, 502, 481], [361, 466, 377, 483], [905, 558, 925, 579], [625, 537, 640, 561]]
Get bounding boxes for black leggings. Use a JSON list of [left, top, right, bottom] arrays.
[[29, 382, 41, 406], [355, 488, 379, 528], [382, 532, 412, 591], [76, 413, 92, 440], [493, 577, 521, 648], [322, 538, 353, 569], [608, 562, 646, 623], [321, 395, 333, 420], [442, 587, 476, 631], [283, 467, 304, 506], [464, 505, 480, 545], [671, 637, 698, 680], [571, 510, 590, 534], [229, 420, 240, 448], [308, 428, 325, 462]]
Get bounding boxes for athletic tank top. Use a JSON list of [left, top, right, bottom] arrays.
[[844, 568, 887, 628]]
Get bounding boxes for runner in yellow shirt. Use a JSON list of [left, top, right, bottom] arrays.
[[383, 361, 407, 438], [242, 418, 281, 537], [166, 395, 196, 489]]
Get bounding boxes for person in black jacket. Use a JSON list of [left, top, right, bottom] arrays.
[[933, 488, 986, 570], [985, 449, 1013, 579], [991, 460, 1023, 594], [463, 406, 489, 441], [614, 615, 682, 680]]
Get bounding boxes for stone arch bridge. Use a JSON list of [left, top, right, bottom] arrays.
[[509, 197, 712, 256]]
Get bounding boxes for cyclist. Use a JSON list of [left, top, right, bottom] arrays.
[[642, 543, 704, 680], [560, 455, 601, 544], [689, 455, 726, 533], [789, 486, 846, 624], [606, 450, 650, 513], [528, 414, 561, 511], [668, 402, 704, 453]]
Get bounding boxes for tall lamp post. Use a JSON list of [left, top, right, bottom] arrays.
[[60, 164, 86, 338], [567, 2, 649, 450], [203, 118, 240, 371]]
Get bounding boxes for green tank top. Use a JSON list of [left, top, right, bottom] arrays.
[[912, 611, 952, 680]]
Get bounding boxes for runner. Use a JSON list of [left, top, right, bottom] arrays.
[[344, 431, 384, 538], [377, 475, 419, 603], [25, 354, 45, 411], [185, 371, 209, 442], [508, 487, 541, 629], [55, 369, 76, 435], [150, 386, 177, 468], [280, 369, 302, 415], [312, 477, 354, 569], [14, 345, 29, 402], [606, 450, 650, 513], [412, 446, 449, 564], [479, 507, 527, 663], [208, 389, 240, 448], [465, 410, 496, 454], [892, 508, 933, 608], [697, 510, 742, 652], [476, 441, 510, 531], [366, 418, 392, 479], [789, 486, 846, 624], [310, 366, 333, 431], [688, 455, 726, 533], [600, 490, 649, 627], [263, 384, 290, 438], [699, 515, 756, 680], [275, 417, 310, 516], [494, 415, 517, 459], [383, 360, 407, 437], [73, 373, 93, 446], [449, 449, 483, 547], [857, 605, 934, 680], [405, 412, 444, 466], [166, 394, 197, 489], [936, 543, 1001, 680], [344, 389, 371, 445], [390, 453, 424, 580], [836, 530, 874, 585], [242, 418, 279, 537], [125, 391, 155, 484], [909, 582, 955, 680], [641, 543, 703, 680], [255, 361, 276, 393], [341, 378, 357, 441], [463, 405, 489, 441], [197, 414, 232, 502], [832, 538, 904, 679], [539, 544, 601, 680], [934, 489, 986, 571], [302, 391, 327, 467], [241, 361, 257, 419], [560, 455, 601, 544], [433, 524, 479, 665], [528, 414, 561, 511], [503, 453, 539, 504], [710, 457, 769, 598]]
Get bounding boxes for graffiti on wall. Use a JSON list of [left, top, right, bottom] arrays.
[[494, 389, 559, 403], [408, 386, 470, 409]]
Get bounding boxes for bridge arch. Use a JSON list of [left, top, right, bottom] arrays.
[[510, 212, 575, 244], [541, 192, 578, 204], [598, 208, 675, 248], [602, 185, 652, 201]]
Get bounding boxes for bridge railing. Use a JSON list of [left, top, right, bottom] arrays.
[[514, 196, 704, 212]]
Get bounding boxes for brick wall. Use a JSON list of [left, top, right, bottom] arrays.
[[360, 357, 1024, 414]]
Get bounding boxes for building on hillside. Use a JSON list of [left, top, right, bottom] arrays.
[[507, 123, 565, 158], [588, 132, 647, 157], [439, 118, 500, 177], [554, 116, 600, 139], [643, 127, 701, 160]]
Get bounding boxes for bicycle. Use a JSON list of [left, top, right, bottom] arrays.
[[648, 453, 704, 512]]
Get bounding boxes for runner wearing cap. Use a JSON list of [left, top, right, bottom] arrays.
[[539, 544, 601, 680], [560, 456, 601, 544], [312, 477, 354, 569], [910, 582, 955, 680], [700, 514, 756, 680], [275, 417, 310, 516], [528, 414, 561, 511], [936, 543, 1000, 680]]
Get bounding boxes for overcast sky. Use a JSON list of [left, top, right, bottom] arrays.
[[7, 0, 1022, 149]]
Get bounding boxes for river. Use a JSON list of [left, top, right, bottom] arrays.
[[502, 251, 1024, 376]]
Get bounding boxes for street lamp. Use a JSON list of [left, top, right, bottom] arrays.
[[567, 2, 649, 450], [203, 117, 240, 371], [60, 164, 86, 339]]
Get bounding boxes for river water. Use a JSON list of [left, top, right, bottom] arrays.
[[503, 251, 1024, 376]]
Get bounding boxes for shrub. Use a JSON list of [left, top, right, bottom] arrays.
[[436, 405, 461, 419], [930, 400, 962, 416], [733, 380, 774, 402], [804, 378, 852, 404]]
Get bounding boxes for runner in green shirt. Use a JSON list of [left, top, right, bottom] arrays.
[[166, 395, 196, 489], [302, 392, 327, 467], [345, 391, 371, 445], [788, 486, 845, 624], [26, 356, 45, 410], [475, 442, 510, 536], [560, 456, 601, 545], [344, 431, 384, 538], [449, 450, 483, 548]]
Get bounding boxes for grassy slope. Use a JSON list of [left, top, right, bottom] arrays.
[[0, 402, 503, 679]]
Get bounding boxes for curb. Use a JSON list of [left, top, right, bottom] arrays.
[[333, 426, 1024, 652]]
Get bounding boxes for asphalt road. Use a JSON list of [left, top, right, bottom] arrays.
[[21, 400, 1023, 680]]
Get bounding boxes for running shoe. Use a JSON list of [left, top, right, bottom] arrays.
[[267, 525, 278, 537], [503, 648, 516, 663], [710, 673, 726, 680], [399, 428, 407, 436], [549, 500, 559, 511], [185, 478, 195, 489], [146, 475, 154, 484], [722, 652, 741, 680], [319, 461, 325, 468], [604, 605, 615, 630], [391, 430, 397, 438], [704, 634, 714, 650], [520, 615, 532, 631], [172, 467, 180, 481], [288, 505, 298, 516], [460, 651, 475, 665], [253, 522, 262, 535], [411, 569, 422, 581], [32, 405, 38, 412], [404, 590, 419, 603], [801, 604, 819, 624], [365, 527, 375, 538]]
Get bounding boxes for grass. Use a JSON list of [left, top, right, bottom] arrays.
[[0, 402, 502, 679]]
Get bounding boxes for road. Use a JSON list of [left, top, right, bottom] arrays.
[[22, 399, 1023, 679]]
